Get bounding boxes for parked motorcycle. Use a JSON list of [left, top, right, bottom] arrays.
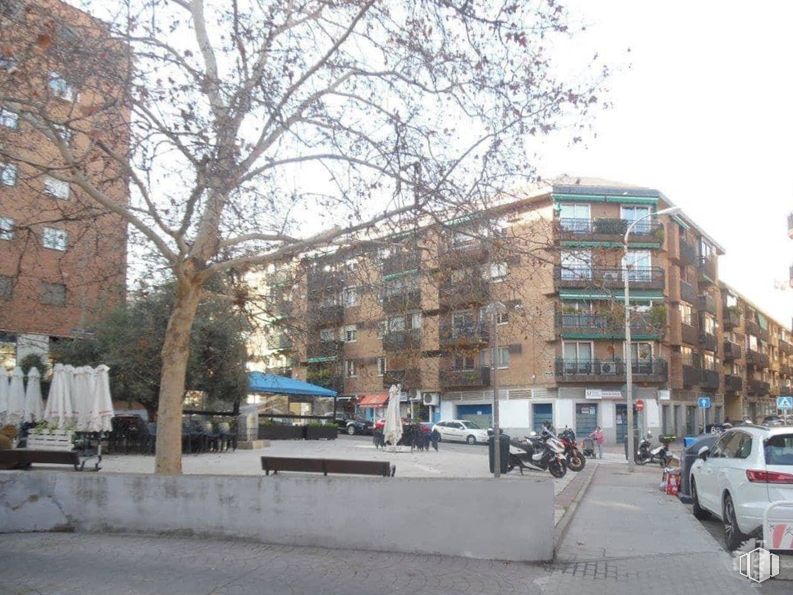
[[558, 428, 586, 472], [507, 427, 567, 478], [634, 432, 670, 467]]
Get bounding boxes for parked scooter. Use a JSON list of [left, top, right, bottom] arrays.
[[558, 428, 586, 471], [634, 431, 670, 467], [507, 427, 567, 478]]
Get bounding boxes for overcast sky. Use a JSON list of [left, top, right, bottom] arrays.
[[538, 0, 792, 326]]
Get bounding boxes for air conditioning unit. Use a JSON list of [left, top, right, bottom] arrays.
[[422, 393, 440, 406], [599, 361, 618, 376]]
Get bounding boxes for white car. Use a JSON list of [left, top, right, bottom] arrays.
[[432, 420, 490, 445], [690, 425, 793, 549]]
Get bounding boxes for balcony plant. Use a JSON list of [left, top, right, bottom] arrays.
[[649, 305, 667, 329]]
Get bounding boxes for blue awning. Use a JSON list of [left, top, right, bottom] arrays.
[[248, 372, 337, 397]]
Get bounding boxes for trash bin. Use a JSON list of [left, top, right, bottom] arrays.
[[623, 429, 640, 461], [488, 433, 510, 474]]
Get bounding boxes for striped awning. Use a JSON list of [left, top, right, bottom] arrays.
[[560, 290, 663, 303], [306, 356, 337, 364], [357, 393, 389, 408]]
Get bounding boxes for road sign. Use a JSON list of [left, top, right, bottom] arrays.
[[697, 396, 712, 409], [777, 396, 793, 410], [635, 399, 644, 412]]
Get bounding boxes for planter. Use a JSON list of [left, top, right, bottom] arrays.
[[305, 426, 337, 440], [258, 425, 304, 440], [27, 429, 75, 451]]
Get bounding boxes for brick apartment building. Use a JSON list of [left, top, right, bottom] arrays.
[[250, 181, 790, 444], [0, 0, 128, 368]]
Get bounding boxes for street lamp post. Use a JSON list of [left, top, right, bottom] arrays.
[[487, 301, 507, 478], [623, 206, 680, 473]]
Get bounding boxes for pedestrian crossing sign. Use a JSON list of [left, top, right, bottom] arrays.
[[697, 396, 712, 409], [777, 396, 793, 410]]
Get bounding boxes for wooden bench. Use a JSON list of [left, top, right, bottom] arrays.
[[0, 449, 82, 471], [261, 456, 395, 477]]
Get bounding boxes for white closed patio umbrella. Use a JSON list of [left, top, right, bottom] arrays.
[[0, 368, 9, 424], [23, 366, 44, 422], [44, 363, 74, 429], [92, 365, 114, 432], [383, 383, 403, 449], [6, 367, 26, 425], [73, 366, 93, 432]]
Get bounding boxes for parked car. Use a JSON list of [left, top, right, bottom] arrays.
[[677, 434, 719, 504], [689, 425, 793, 550], [333, 414, 372, 436], [432, 419, 490, 445]]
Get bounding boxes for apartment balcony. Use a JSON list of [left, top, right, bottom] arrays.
[[724, 374, 743, 393], [780, 383, 793, 394], [306, 340, 344, 360], [747, 378, 771, 396], [556, 312, 662, 340], [781, 364, 793, 377], [272, 334, 293, 351], [746, 349, 770, 369], [745, 319, 769, 341], [307, 304, 344, 327], [439, 322, 490, 348], [438, 239, 489, 267], [439, 366, 491, 388], [698, 256, 717, 284], [305, 369, 344, 393], [680, 280, 697, 305], [699, 332, 717, 352], [553, 358, 668, 384], [306, 270, 344, 295], [381, 289, 422, 313], [723, 341, 742, 361], [438, 277, 490, 309], [700, 369, 720, 391], [723, 308, 741, 331], [698, 294, 717, 316], [682, 365, 701, 388], [383, 368, 421, 389], [382, 328, 422, 352], [681, 323, 699, 345], [680, 240, 697, 266], [558, 218, 663, 242], [554, 266, 665, 291], [779, 339, 793, 356], [381, 251, 421, 276], [788, 213, 793, 239]]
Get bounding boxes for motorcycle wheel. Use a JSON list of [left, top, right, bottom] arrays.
[[566, 451, 586, 472], [634, 454, 649, 465], [548, 459, 567, 478]]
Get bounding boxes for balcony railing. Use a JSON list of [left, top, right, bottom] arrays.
[[699, 332, 717, 352], [698, 294, 717, 315], [382, 328, 422, 352], [680, 240, 697, 266], [553, 358, 668, 383], [700, 369, 720, 391], [747, 378, 771, 396], [781, 364, 793, 377], [682, 365, 701, 388], [745, 319, 768, 340], [307, 270, 344, 295], [723, 341, 742, 361], [554, 266, 665, 290], [439, 277, 490, 308], [556, 313, 662, 340], [724, 374, 743, 392], [383, 368, 420, 389], [681, 322, 699, 345], [723, 308, 741, 330], [381, 289, 422, 313], [306, 340, 344, 360], [438, 239, 489, 266], [307, 304, 344, 327], [680, 280, 697, 305], [779, 339, 793, 356], [558, 218, 663, 241], [440, 366, 491, 388], [698, 257, 717, 284], [439, 322, 490, 348], [381, 252, 421, 276], [746, 349, 770, 369]]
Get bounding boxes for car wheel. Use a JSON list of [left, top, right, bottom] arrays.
[[347, 425, 356, 436], [722, 493, 746, 551], [690, 478, 710, 520], [466, 435, 477, 445]]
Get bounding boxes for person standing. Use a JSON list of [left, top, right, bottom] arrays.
[[590, 426, 605, 459]]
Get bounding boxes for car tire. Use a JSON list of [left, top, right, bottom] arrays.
[[690, 478, 710, 520], [466, 435, 477, 445], [347, 425, 356, 436], [722, 493, 746, 551]]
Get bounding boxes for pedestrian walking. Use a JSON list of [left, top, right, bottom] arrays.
[[429, 429, 440, 451], [589, 426, 605, 459]]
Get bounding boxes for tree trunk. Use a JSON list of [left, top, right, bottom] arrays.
[[154, 273, 203, 474]]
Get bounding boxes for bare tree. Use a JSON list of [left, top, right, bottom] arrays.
[[0, 0, 606, 473]]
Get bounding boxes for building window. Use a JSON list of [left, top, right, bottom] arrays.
[[0, 216, 13, 240], [453, 352, 476, 370], [377, 357, 386, 376], [681, 346, 693, 366], [343, 325, 357, 342], [343, 286, 359, 307], [625, 250, 652, 281], [560, 250, 592, 280], [562, 341, 593, 374], [52, 124, 72, 144], [748, 335, 758, 351], [319, 328, 335, 342], [703, 352, 718, 371], [0, 107, 17, 129], [703, 314, 716, 336], [451, 310, 475, 335], [0, 162, 17, 186], [42, 227, 68, 251], [0, 56, 16, 70], [621, 205, 652, 232], [388, 315, 406, 332], [377, 320, 386, 338], [679, 303, 693, 326], [410, 311, 422, 329], [485, 346, 509, 369], [700, 239, 714, 261], [630, 342, 653, 362], [40, 282, 66, 306], [48, 73, 76, 101], [43, 176, 70, 199], [0, 275, 12, 299], [490, 262, 507, 282], [558, 203, 590, 231], [344, 360, 357, 378]]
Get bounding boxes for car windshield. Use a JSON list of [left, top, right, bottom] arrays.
[[461, 421, 481, 429], [765, 434, 793, 465]]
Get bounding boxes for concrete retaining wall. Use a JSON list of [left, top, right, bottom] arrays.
[[0, 471, 554, 561]]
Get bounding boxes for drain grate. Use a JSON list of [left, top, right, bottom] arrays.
[[557, 560, 650, 581]]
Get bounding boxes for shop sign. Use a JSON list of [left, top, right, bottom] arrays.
[[658, 390, 671, 401]]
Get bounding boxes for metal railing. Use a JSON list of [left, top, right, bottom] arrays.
[[554, 266, 665, 289], [553, 358, 668, 382]]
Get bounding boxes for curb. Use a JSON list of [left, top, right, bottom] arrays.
[[553, 462, 598, 559]]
